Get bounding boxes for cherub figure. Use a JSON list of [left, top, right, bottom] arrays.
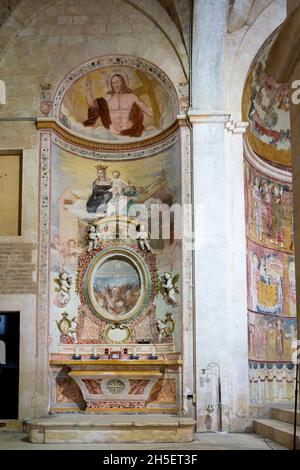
[[54, 269, 72, 306], [87, 225, 100, 252], [136, 223, 151, 252], [160, 272, 179, 306]]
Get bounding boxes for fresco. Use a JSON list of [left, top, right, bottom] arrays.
[[247, 240, 296, 317], [59, 66, 175, 142], [242, 32, 291, 166], [49, 141, 182, 351], [244, 160, 293, 252], [245, 155, 296, 402], [248, 311, 296, 362]]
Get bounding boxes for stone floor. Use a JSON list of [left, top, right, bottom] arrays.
[[0, 431, 287, 450]]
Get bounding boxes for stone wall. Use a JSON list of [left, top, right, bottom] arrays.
[[0, 243, 36, 294]]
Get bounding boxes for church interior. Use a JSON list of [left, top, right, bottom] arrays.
[[0, 0, 300, 450]]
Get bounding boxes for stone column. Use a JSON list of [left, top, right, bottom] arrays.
[[189, 0, 250, 431]]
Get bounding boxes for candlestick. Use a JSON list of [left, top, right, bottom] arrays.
[[72, 346, 81, 360], [149, 344, 158, 360], [93, 347, 97, 357], [129, 345, 139, 360]]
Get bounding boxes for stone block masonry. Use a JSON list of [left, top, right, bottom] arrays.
[[0, 243, 36, 294]]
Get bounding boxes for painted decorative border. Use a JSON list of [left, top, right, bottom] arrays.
[[36, 119, 180, 157], [244, 137, 292, 183], [37, 131, 51, 356], [52, 55, 179, 121]]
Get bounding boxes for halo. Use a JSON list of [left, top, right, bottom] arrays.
[[105, 70, 131, 90]]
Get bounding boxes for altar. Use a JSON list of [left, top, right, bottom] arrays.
[[50, 355, 182, 414]]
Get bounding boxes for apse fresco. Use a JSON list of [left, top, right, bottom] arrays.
[[59, 66, 175, 142], [242, 32, 291, 166], [247, 240, 296, 317], [248, 312, 296, 362], [245, 153, 296, 402], [244, 160, 293, 253]]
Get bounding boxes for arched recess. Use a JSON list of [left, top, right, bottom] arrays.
[[264, 4, 300, 342], [227, 0, 286, 118], [40, 53, 192, 416], [242, 27, 297, 405], [0, 0, 192, 420]]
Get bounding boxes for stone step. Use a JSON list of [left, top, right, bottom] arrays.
[[254, 418, 300, 450], [25, 414, 195, 444], [271, 407, 300, 426]]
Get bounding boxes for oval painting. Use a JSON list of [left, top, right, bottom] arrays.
[[59, 66, 176, 143], [87, 251, 148, 322]]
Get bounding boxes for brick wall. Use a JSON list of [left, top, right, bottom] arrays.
[[0, 243, 36, 294]]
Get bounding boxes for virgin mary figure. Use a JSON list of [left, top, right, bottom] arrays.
[[86, 165, 112, 213]]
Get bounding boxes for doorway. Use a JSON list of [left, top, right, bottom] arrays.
[[0, 312, 20, 419]]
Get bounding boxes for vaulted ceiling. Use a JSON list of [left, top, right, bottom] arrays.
[[0, 0, 192, 58], [157, 0, 192, 51]]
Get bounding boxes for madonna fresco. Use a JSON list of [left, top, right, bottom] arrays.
[[59, 66, 175, 142]]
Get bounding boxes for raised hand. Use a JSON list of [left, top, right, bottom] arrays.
[[86, 78, 92, 91]]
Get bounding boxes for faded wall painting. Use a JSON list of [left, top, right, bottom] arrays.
[[247, 240, 296, 317], [248, 311, 296, 362], [244, 160, 293, 252], [242, 31, 291, 166], [245, 153, 296, 403], [59, 65, 175, 142]]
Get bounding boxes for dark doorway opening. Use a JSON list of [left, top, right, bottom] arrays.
[[0, 312, 20, 419]]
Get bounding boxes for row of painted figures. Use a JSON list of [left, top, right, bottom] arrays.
[[245, 165, 293, 251], [248, 317, 296, 361]]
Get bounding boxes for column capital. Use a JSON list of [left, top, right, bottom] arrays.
[[177, 114, 190, 127], [188, 110, 231, 124], [225, 120, 249, 134]]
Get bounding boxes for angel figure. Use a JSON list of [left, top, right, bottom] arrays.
[[160, 272, 179, 306], [54, 269, 73, 307], [136, 223, 151, 252]]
